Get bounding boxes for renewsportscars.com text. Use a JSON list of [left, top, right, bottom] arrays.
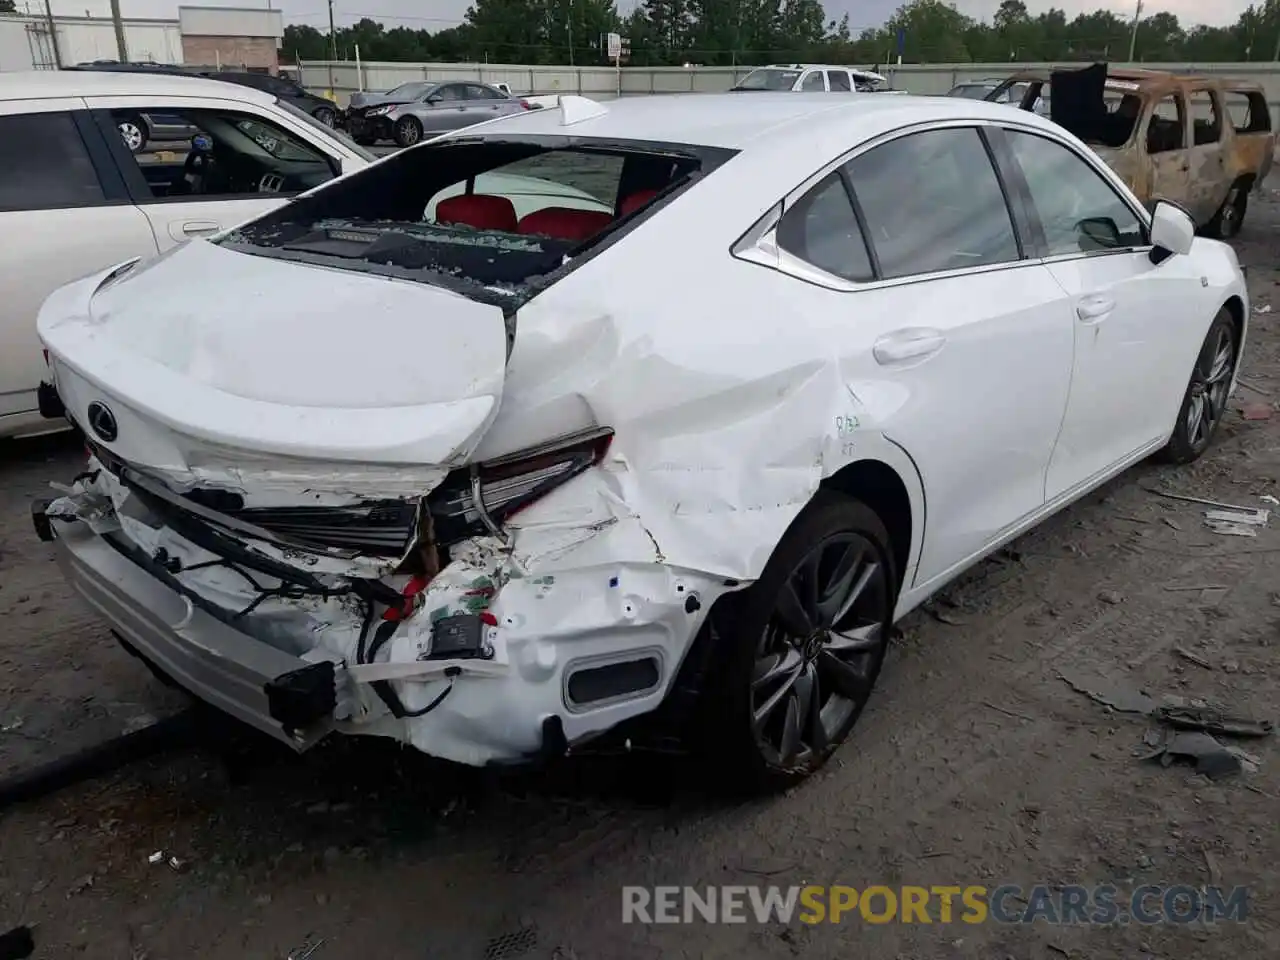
[[621, 884, 1249, 925]]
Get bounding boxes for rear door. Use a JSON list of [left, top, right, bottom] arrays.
[[799, 70, 827, 92], [0, 99, 156, 427], [757, 124, 1076, 587], [826, 70, 852, 92], [1185, 85, 1231, 222], [86, 95, 347, 248]]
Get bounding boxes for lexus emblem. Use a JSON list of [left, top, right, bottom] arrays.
[[86, 401, 118, 443]]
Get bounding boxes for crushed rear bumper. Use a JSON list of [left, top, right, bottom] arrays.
[[43, 510, 335, 750]]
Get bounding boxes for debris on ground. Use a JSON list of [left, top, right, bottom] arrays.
[[1241, 402, 1274, 421], [1063, 669, 1274, 781], [1155, 705, 1274, 738], [1253, 303, 1272, 315], [1203, 505, 1269, 537], [1173, 647, 1214, 670], [1143, 731, 1242, 780], [287, 937, 327, 960], [1058, 667, 1157, 714]]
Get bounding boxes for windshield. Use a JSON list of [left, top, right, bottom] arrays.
[[386, 81, 432, 100], [276, 98, 375, 161], [734, 68, 801, 91]]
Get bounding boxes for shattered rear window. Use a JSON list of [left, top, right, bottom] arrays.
[[219, 136, 734, 309]]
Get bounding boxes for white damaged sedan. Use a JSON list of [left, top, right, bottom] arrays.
[[35, 93, 1248, 791]]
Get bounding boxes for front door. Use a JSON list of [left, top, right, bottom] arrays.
[[86, 96, 346, 253], [0, 101, 156, 428], [998, 128, 1209, 498], [1145, 91, 1192, 213]]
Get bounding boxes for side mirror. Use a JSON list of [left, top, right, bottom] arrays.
[[1149, 199, 1195, 263], [426, 94, 442, 104]]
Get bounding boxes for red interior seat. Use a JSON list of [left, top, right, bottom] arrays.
[[436, 194, 518, 232], [619, 189, 660, 216], [516, 207, 614, 241]]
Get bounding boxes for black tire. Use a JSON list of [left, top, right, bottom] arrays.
[[696, 489, 897, 794], [1204, 182, 1249, 240], [312, 105, 336, 127], [117, 114, 148, 154], [393, 115, 423, 148], [1157, 308, 1239, 465]]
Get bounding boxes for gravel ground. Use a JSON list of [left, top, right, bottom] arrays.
[[3, 185, 1280, 959]]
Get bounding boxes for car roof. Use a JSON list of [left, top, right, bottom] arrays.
[[453, 92, 1044, 152], [0, 69, 277, 104]]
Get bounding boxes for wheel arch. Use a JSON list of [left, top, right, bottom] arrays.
[[820, 454, 920, 595]]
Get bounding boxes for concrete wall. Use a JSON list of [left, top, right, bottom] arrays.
[[298, 58, 1280, 115]]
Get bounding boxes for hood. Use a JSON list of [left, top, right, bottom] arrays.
[[348, 91, 410, 111], [38, 240, 510, 506]]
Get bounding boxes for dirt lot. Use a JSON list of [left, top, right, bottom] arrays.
[[3, 194, 1280, 960]]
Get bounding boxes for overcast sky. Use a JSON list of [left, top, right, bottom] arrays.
[[38, 0, 1246, 33]]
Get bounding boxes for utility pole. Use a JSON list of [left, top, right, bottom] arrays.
[[1126, 0, 1142, 63], [567, 0, 574, 67], [41, 0, 62, 68], [108, 0, 128, 61], [327, 0, 337, 98]]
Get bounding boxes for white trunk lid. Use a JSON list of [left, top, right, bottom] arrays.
[[38, 240, 509, 503]]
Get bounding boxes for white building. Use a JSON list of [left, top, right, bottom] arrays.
[[0, 7, 283, 72]]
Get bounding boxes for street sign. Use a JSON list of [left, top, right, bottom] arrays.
[[607, 32, 621, 59]]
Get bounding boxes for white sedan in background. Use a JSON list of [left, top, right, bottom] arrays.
[[35, 93, 1247, 794], [0, 70, 372, 440]]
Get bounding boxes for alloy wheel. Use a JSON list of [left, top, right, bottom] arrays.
[[1186, 322, 1236, 450], [118, 121, 144, 152], [751, 532, 889, 768], [396, 117, 421, 146]]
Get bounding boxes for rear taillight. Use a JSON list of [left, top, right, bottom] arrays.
[[428, 427, 613, 545], [519, 99, 532, 110]]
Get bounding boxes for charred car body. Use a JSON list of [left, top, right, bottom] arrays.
[[987, 64, 1275, 238]]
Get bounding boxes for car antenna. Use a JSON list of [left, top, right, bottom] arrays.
[[558, 95, 609, 126]]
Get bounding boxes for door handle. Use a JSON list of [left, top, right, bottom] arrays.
[[873, 328, 946, 365], [1076, 295, 1115, 324], [172, 219, 219, 241]]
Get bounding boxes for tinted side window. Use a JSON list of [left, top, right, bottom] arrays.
[[1190, 90, 1221, 146], [0, 113, 105, 212], [776, 173, 873, 282], [801, 72, 825, 91], [846, 128, 1020, 279], [1006, 130, 1146, 256], [466, 84, 502, 99], [434, 85, 464, 101], [827, 70, 852, 92]]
